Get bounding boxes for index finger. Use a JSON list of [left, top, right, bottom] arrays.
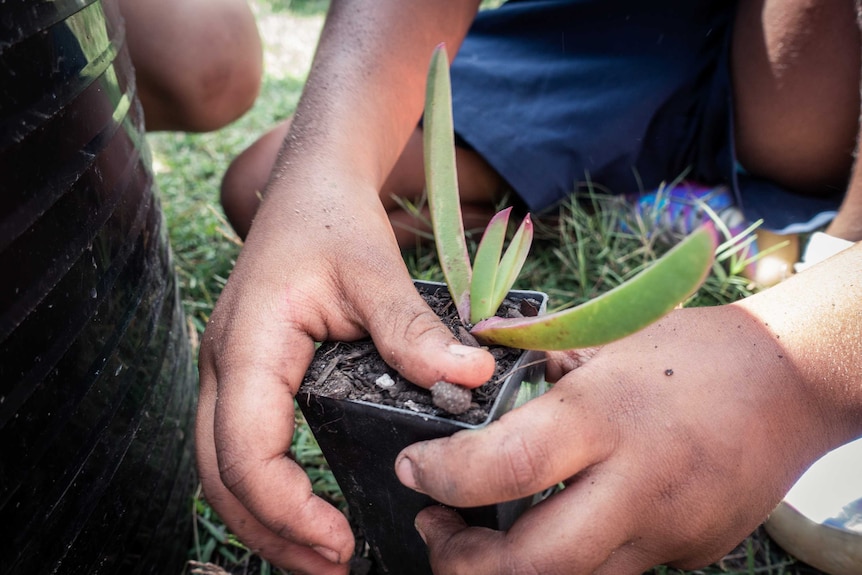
[[394, 379, 618, 507], [197, 320, 355, 567]]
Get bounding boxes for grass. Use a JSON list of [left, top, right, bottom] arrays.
[[151, 73, 304, 335], [148, 2, 823, 574]]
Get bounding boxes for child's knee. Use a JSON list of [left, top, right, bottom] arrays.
[[125, 0, 263, 132], [167, 10, 263, 132], [181, 50, 262, 132]]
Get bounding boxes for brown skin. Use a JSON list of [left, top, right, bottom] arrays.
[[222, 0, 862, 245], [197, 1, 486, 572], [120, 0, 263, 132], [221, 118, 504, 244], [731, 0, 860, 198], [197, 0, 862, 573], [399, 244, 862, 574]]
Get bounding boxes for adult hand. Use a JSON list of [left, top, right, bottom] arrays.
[[395, 252, 862, 575]]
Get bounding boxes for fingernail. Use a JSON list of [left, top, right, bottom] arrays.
[[395, 455, 419, 491], [448, 343, 485, 358], [312, 545, 340, 564]]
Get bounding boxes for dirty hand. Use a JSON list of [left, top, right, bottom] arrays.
[[395, 297, 858, 574], [195, 182, 496, 573]]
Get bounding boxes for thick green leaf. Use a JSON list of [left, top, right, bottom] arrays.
[[470, 208, 511, 324], [491, 214, 533, 313], [471, 224, 717, 349], [424, 44, 472, 322]]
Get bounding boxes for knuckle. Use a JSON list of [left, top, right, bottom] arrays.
[[399, 305, 450, 346], [217, 450, 254, 496], [380, 305, 454, 377], [498, 433, 547, 497]]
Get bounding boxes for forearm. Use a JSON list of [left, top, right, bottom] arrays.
[[736, 242, 862, 447], [265, 0, 480, 207]]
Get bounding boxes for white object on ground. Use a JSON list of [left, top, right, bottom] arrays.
[[794, 232, 854, 273], [765, 437, 862, 575]]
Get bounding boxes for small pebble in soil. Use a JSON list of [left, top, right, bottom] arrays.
[[430, 381, 473, 415], [374, 373, 396, 389]]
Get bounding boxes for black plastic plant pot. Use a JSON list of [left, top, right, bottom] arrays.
[[297, 280, 548, 575]]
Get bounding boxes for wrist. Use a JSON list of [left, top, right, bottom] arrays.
[[737, 243, 862, 448]]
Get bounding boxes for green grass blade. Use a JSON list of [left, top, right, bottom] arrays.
[[471, 224, 717, 349], [424, 44, 472, 322], [491, 213, 533, 312], [471, 207, 511, 324]]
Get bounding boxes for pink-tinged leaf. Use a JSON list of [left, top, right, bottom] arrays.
[[424, 44, 472, 322], [471, 224, 718, 349], [491, 214, 533, 312], [470, 208, 512, 324]]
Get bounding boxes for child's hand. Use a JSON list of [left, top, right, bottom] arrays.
[[396, 292, 859, 574], [196, 176, 494, 572]]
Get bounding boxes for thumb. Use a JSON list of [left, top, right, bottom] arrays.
[[358, 278, 496, 389]]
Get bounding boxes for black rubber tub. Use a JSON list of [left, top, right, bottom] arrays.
[[0, 1, 197, 574]]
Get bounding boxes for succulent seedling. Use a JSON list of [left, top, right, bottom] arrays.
[[423, 44, 716, 350]]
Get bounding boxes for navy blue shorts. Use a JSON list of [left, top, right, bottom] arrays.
[[449, 0, 845, 233]]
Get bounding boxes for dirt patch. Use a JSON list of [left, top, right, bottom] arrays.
[[300, 287, 541, 425]]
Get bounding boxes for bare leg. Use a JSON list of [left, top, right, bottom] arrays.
[[732, 0, 861, 284], [221, 118, 506, 244], [224, 0, 862, 255], [732, 0, 860, 194], [807, 2, 862, 258], [121, 0, 263, 132]]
